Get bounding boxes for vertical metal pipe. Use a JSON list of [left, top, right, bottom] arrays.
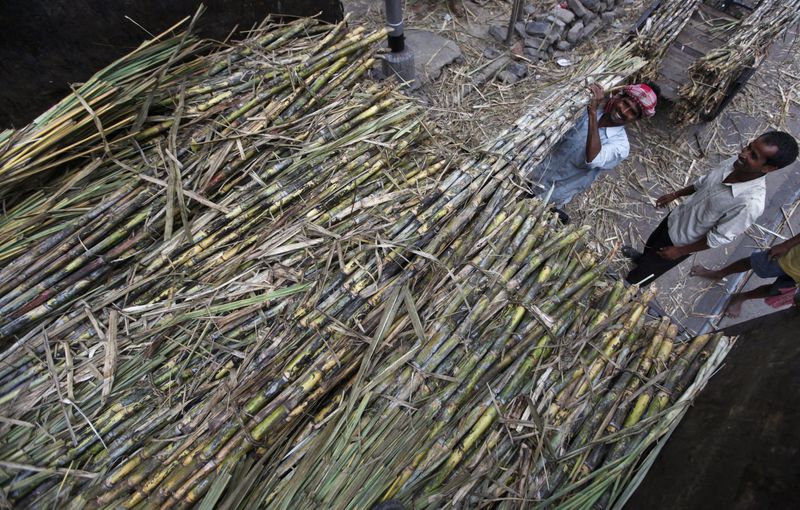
[[505, 0, 523, 45], [385, 0, 405, 52]]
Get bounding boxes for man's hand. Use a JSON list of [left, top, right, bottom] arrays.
[[587, 83, 604, 112], [655, 192, 676, 208], [657, 245, 685, 260], [769, 241, 792, 261]]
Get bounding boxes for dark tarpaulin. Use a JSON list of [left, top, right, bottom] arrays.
[[0, 0, 343, 127]]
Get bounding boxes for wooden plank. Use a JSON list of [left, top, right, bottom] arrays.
[[653, 1, 742, 101], [686, 19, 735, 43], [657, 46, 695, 101], [664, 44, 700, 69], [672, 39, 708, 60], [697, 3, 739, 22], [676, 23, 728, 52]]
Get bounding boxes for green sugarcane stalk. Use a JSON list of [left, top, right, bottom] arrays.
[[674, 333, 724, 397], [400, 267, 600, 496]]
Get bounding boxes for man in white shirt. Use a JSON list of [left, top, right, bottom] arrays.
[[624, 131, 799, 286], [525, 82, 659, 221]]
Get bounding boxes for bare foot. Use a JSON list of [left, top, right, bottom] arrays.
[[691, 265, 721, 279], [724, 295, 745, 318]]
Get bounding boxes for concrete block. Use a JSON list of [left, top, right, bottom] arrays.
[[552, 7, 576, 24], [580, 20, 601, 39], [566, 21, 584, 44], [581, 0, 602, 12], [523, 47, 541, 61], [567, 0, 589, 18], [489, 25, 509, 43], [549, 17, 567, 36], [525, 21, 550, 37], [524, 36, 546, 49], [483, 46, 501, 59], [496, 70, 520, 84], [404, 29, 463, 83], [506, 62, 528, 78]]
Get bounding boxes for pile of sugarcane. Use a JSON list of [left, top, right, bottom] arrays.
[[0, 12, 734, 510], [0, 15, 436, 506], [674, 0, 800, 123], [0, 14, 392, 271], [627, 0, 703, 80], [257, 244, 731, 509], [0, 11, 207, 200]]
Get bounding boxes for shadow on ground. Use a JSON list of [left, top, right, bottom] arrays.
[[627, 308, 800, 509]]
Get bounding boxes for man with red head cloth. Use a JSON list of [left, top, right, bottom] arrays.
[[523, 82, 659, 222]]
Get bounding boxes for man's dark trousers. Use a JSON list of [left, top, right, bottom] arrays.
[[625, 216, 690, 286]]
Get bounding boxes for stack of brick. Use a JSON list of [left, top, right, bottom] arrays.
[[489, 0, 627, 62]]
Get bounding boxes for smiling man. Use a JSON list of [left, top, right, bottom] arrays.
[[525, 82, 658, 221], [624, 131, 799, 286]]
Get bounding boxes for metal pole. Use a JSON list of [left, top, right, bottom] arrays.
[[381, 0, 415, 84], [505, 0, 524, 45], [385, 0, 405, 52]]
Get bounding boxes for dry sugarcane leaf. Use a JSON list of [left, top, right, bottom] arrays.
[[101, 310, 119, 402]]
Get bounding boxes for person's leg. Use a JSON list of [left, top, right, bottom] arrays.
[[691, 257, 752, 279], [696, 250, 787, 282], [625, 218, 687, 285], [725, 284, 774, 318], [772, 275, 797, 294]]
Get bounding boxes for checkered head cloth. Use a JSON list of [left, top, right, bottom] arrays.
[[623, 84, 657, 118]]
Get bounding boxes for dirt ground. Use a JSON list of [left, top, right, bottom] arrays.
[[344, 0, 800, 336]]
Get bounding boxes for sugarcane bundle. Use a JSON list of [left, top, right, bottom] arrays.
[[0, 36, 646, 342], [0, 13, 376, 263], [627, 0, 703, 80], [246, 250, 732, 510], [0, 15, 403, 335], [488, 42, 646, 181], [674, 0, 800, 123], [0, 170, 733, 509], [0, 12, 482, 504]]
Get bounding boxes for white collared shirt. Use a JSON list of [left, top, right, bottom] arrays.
[[668, 156, 766, 248]]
